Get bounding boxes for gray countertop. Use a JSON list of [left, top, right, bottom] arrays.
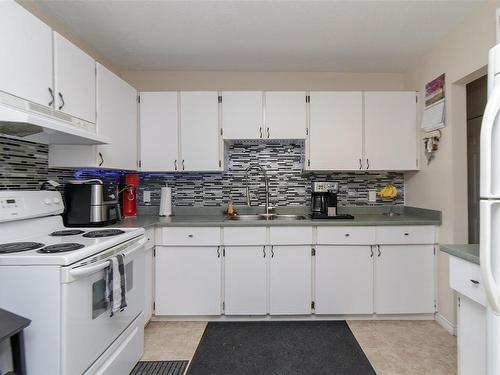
[[112, 205, 441, 229], [440, 244, 479, 265]]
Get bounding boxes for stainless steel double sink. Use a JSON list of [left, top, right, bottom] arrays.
[[226, 214, 307, 221]]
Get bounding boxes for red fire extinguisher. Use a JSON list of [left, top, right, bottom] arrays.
[[122, 174, 139, 217]]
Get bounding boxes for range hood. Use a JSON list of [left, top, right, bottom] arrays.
[[0, 92, 110, 145]]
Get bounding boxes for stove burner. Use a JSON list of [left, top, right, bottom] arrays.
[[0, 242, 45, 254], [37, 243, 85, 253], [50, 230, 85, 236], [83, 229, 125, 238]]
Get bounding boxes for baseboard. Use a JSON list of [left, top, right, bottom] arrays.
[[435, 313, 456, 336]]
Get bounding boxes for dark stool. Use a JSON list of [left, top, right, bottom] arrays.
[[0, 308, 31, 375]]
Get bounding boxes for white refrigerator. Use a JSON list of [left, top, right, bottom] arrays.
[[481, 43, 500, 374]]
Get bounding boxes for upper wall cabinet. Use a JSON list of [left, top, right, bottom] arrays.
[[139, 92, 179, 172], [222, 91, 264, 140], [0, 1, 53, 107], [307, 92, 363, 171], [179, 91, 222, 172], [265, 91, 307, 139], [53, 32, 96, 123], [364, 92, 417, 171], [221, 91, 306, 140], [49, 64, 138, 170]]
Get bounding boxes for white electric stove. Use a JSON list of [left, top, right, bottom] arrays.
[[0, 190, 146, 375]]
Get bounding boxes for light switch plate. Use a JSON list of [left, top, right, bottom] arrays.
[[143, 191, 151, 204], [369, 190, 377, 202]]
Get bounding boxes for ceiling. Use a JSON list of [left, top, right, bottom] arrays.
[[28, 0, 485, 73]]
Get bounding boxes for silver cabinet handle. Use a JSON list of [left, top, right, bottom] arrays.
[[359, 158, 362, 170], [267, 128, 270, 138], [48, 87, 54, 107], [98, 152, 104, 167], [271, 245, 274, 258], [263, 246, 266, 258], [58, 92, 65, 110], [259, 127, 263, 138], [366, 158, 370, 170], [182, 160, 185, 170], [377, 245, 381, 257], [217, 246, 220, 258], [370, 246, 374, 258], [174, 160, 178, 171]]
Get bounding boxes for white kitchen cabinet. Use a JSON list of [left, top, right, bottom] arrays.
[[139, 92, 179, 171], [0, 1, 53, 107], [364, 92, 417, 171], [179, 91, 222, 171], [155, 246, 222, 315], [265, 91, 307, 139], [49, 64, 138, 170], [144, 247, 154, 325], [269, 245, 312, 315], [53, 32, 96, 123], [315, 245, 374, 314], [307, 92, 363, 171], [375, 245, 435, 314], [457, 295, 486, 375], [222, 91, 264, 140], [224, 246, 267, 315]]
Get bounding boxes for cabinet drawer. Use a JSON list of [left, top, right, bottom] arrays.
[[450, 256, 486, 307], [317, 227, 375, 245], [157, 227, 220, 246], [145, 228, 155, 249], [223, 227, 267, 246], [377, 226, 435, 244], [269, 226, 313, 245]]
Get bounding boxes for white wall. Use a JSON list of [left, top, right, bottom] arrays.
[[404, 1, 500, 326]]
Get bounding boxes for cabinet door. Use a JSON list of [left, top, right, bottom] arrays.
[[224, 246, 267, 315], [144, 247, 154, 325], [375, 245, 434, 314], [222, 91, 263, 140], [0, 1, 53, 107], [139, 92, 179, 171], [155, 246, 221, 315], [180, 91, 221, 171], [315, 245, 374, 314], [308, 92, 363, 171], [265, 91, 306, 139], [269, 246, 311, 315], [53, 32, 96, 123], [96, 63, 138, 170], [364, 92, 417, 171], [458, 295, 486, 375]]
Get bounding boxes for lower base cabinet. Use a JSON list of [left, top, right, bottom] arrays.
[[155, 246, 222, 315], [315, 246, 374, 314], [375, 245, 435, 314], [224, 246, 267, 315], [269, 246, 312, 315], [144, 247, 154, 325], [457, 295, 486, 375]]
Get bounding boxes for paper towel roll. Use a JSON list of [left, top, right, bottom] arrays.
[[159, 187, 172, 216]]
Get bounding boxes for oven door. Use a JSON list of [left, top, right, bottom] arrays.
[[60, 237, 146, 375]]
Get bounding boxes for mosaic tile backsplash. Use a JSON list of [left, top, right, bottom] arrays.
[[0, 136, 404, 207]]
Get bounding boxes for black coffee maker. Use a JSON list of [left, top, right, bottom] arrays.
[[311, 182, 354, 219]]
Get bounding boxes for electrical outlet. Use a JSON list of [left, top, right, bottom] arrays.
[[143, 191, 151, 204], [368, 190, 377, 202]]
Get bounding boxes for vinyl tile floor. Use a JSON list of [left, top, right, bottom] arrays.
[[142, 320, 456, 375]]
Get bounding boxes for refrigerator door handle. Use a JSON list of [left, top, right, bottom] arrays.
[[480, 200, 500, 315], [480, 84, 500, 197]]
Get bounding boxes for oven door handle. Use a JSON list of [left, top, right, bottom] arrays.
[[68, 237, 147, 279]]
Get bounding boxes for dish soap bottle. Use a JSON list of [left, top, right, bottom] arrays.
[[227, 199, 235, 218]]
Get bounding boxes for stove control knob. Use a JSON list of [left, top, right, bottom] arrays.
[[53, 197, 60, 204], [44, 198, 52, 205]]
